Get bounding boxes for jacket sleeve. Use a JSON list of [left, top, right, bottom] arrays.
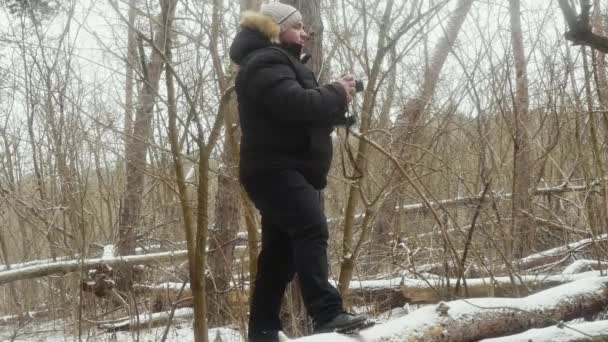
[[244, 50, 347, 126]]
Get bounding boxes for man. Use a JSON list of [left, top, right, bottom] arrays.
[[229, 2, 367, 341]]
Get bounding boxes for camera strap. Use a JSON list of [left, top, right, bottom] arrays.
[[340, 116, 363, 181]]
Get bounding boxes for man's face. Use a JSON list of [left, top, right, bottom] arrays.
[[279, 21, 309, 45]]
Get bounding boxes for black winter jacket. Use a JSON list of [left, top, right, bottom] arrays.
[[229, 13, 348, 190]]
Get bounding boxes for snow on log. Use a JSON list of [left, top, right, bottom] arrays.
[[0, 308, 66, 325], [0, 250, 188, 285], [98, 308, 193, 331], [287, 276, 608, 341], [347, 271, 602, 311], [480, 320, 608, 341], [137, 271, 603, 314], [562, 259, 608, 275], [327, 182, 598, 224], [517, 234, 608, 271]]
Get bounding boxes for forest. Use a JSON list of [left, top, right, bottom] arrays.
[[2, 0, 608, 341]]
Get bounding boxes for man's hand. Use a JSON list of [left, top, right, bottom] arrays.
[[336, 75, 356, 104]]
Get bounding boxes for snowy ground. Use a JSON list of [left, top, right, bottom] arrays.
[[1, 313, 607, 342], [0, 315, 244, 342], [2, 276, 608, 341]]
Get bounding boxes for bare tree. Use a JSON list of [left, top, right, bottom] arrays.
[[206, 0, 242, 326], [116, 0, 175, 285], [368, 0, 475, 279], [508, 0, 533, 259], [337, 0, 463, 296], [558, 0, 608, 52]]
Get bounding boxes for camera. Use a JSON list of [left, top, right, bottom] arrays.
[[355, 80, 364, 93], [331, 79, 363, 128]]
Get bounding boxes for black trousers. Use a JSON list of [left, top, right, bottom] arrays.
[[242, 169, 343, 339]]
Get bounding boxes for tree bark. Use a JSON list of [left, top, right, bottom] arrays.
[[338, 0, 398, 297], [508, 0, 533, 260], [291, 276, 608, 341], [117, 0, 174, 285], [590, 0, 608, 234], [206, 0, 242, 326]]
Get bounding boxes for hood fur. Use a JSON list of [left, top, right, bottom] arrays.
[[240, 11, 280, 43]]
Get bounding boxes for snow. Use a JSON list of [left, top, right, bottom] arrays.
[[5, 316, 606, 342], [480, 320, 608, 341], [101, 245, 116, 261], [2, 274, 607, 341], [281, 276, 608, 341], [0, 312, 244, 342], [443, 275, 606, 315], [98, 308, 194, 330], [349, 270, 604, 290], [519, 234, 608, 265], [562, 259, 608, 275], [0, 256, 76, 271]]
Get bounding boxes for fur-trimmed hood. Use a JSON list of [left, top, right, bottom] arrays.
[[240, 11, 280, 42], [229, 11, 280, 65]]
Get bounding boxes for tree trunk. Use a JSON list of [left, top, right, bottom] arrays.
[[160, 0, 212, 339], [206, 0, 242, 326], [508, 0, 533, 260], [591, 0, 608, 234], [240, 0, 261, 11], [124, 0, 136, 152], [117, 0, 173, 285], [338, 0, 397, 297]]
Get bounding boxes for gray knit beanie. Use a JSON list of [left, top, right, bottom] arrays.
[[260, 2, 302, 32]]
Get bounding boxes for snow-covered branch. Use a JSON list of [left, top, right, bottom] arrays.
[[328, 181, 598, 224]]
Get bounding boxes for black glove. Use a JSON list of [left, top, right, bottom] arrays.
[[343, 114, 357, 128], [331, 111, 357, 128]]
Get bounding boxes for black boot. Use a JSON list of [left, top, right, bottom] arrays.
[[249, 330, 279, 342], [314, 313, 369, 333]]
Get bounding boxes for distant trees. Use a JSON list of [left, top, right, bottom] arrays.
[[5, 0, 53, 14], [3, 0, 608, 340]]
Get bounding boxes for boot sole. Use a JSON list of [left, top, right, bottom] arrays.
[[335, 319, 375, 334], [316, 316, 370, 334]]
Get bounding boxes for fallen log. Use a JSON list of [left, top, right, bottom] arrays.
[[349, 271, 601, 307], [98, 307, 193, 331], [132, 282, 248, 311], [563, 259, 608, 275], [287, 276, 608, 341], [326, 181, 600, 225], [480, 320, 608, 342], [0, 250, 189, 285], [136, 272, 601, 314], [512, 234, 608, 271], [0, 308, 68, 325]]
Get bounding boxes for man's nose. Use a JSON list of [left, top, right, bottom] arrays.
[[302, 31, 310, 41]]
